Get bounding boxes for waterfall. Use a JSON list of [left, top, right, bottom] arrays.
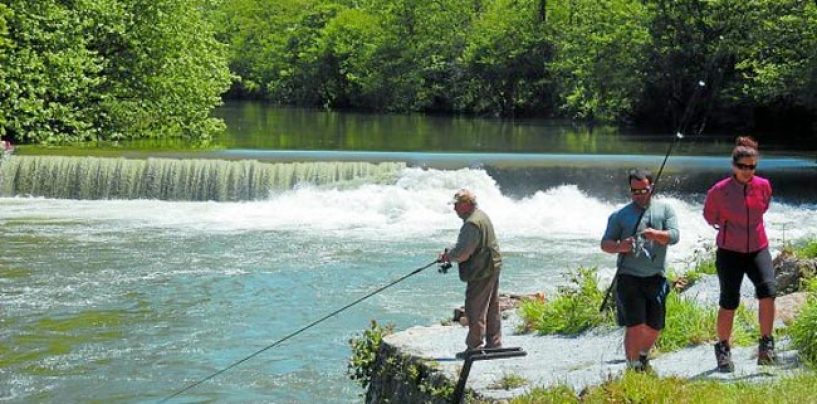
[[0, 156, 405, 201]]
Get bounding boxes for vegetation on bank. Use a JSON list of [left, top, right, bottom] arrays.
[[517, 265, 759, 352], [0, 0, 231, 145], [515, 238, 817, 402], [514, 371, 817, 403], [348, 238, 817, 401], [212, 0, 817, 138]]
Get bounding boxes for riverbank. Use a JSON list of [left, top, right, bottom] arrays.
[[354, 247, 817, 402]]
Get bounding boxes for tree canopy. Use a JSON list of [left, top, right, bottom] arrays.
[[214, 0, 817, 137], [0, 0, 231, 144]]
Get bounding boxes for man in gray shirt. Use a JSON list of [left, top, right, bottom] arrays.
[[440, 189, 503, 359], [601, 169, 679, 371]]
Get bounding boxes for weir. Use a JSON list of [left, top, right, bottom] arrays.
[[0, 156, 404, 201]]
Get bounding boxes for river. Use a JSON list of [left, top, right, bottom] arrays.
[[1, 102, 816, 402]]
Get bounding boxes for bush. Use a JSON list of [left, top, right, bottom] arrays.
[[518, 267, 614, 335], [347, 320, 394, 390]]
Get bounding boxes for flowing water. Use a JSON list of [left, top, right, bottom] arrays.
[[1, 104, 817, 402]]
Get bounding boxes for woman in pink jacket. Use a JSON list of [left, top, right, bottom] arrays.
[[703, 136, 775, 372]]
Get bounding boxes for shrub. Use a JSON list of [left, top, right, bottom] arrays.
[[518, 267, 614, 335], [347, 320, 394, 389]]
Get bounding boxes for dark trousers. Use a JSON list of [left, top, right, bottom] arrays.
[[465, 269, 501, 349]]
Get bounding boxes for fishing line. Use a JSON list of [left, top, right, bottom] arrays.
[[599, 39, 727, 313], [159, 259, 440, 402]]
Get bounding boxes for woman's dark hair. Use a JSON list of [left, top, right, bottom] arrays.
[[732, 136, 759, 162]]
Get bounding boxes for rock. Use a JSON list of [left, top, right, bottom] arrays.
[[774, 251, 817, 294], [775, 292, 809, 325], [369, 313, 804, 403], [453, 292, 546, 326]]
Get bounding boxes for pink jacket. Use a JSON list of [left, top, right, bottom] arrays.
[[703, 175, 772, 253]]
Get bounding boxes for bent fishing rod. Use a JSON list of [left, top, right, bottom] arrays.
[[598, 34, 730, 313], [159, 259, 441, 403], [597, 79, 708, 313]]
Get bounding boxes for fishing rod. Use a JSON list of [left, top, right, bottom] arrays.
[[597, 31, 731, 313], [159, 259, 441, 403], [598, 72, 718, 313]]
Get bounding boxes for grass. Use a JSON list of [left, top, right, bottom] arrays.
[[514, 370, 817, 403], [657, 292, 757, 352], [517, 267, 614, 335], [794, 240, 817, 259], [518, 267, 759, 353], [489, 373, 529, 390], [667, 244, 717, 291]]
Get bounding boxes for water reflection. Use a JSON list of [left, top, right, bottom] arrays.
[[212, 101, 739, 155]]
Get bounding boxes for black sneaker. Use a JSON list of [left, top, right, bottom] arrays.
[[714, 341, 734, 373], [758, 335, 776, 366]]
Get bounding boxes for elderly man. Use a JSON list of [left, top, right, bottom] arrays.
[[440, 189, 503, 358], [601, 169, 679, 372]]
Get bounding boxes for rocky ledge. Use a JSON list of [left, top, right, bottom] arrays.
[[365, 258, 816, 403]]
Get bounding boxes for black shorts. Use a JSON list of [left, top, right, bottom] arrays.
[[716, 248, 776, 310], [615, 274, 669, 330]]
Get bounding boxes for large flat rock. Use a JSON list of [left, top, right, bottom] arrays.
[[383, 313, 803, 401]]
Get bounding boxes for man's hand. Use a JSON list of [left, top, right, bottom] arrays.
[[619, 237, 635, 253], [438, 249, 450, 263], [601, 238, 634, 254], [641, 228, 669, 245]]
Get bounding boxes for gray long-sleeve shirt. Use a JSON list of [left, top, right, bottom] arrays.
[[447, 222, 481, 263]]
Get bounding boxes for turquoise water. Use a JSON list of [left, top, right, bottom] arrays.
[[3, 166, 817, 402]]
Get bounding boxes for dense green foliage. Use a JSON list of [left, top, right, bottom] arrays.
[[0, 0, 231, 144], [213, 0, 817, 136]]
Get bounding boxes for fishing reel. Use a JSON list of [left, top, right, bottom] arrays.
[[438, 261, 452, 274]]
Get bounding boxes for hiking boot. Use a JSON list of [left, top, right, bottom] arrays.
[[714, 341, 734, 373], [639, 353, 652, 373], [626, 360, 645, 372], [757, 335, 776, 366]]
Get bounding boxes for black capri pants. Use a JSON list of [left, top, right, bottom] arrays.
[[716, 247, 776, 310]]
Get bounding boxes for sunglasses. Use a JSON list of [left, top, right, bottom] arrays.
[[630, 187, 651, 195], [734, 162, 757, 171]]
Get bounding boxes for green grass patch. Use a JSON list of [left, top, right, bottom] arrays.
[[518, 267, 614, 335], [514, 370, 817, 403], [518, 268, 759, 352], [658, 292, 757, 352], [790, 294, 817, 366], [795, 240, 817, 259], [490, 373, 529, 390], [668, 245, 717, 291]]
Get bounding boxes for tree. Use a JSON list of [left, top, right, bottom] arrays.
[[0, 0, 231, 144]]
